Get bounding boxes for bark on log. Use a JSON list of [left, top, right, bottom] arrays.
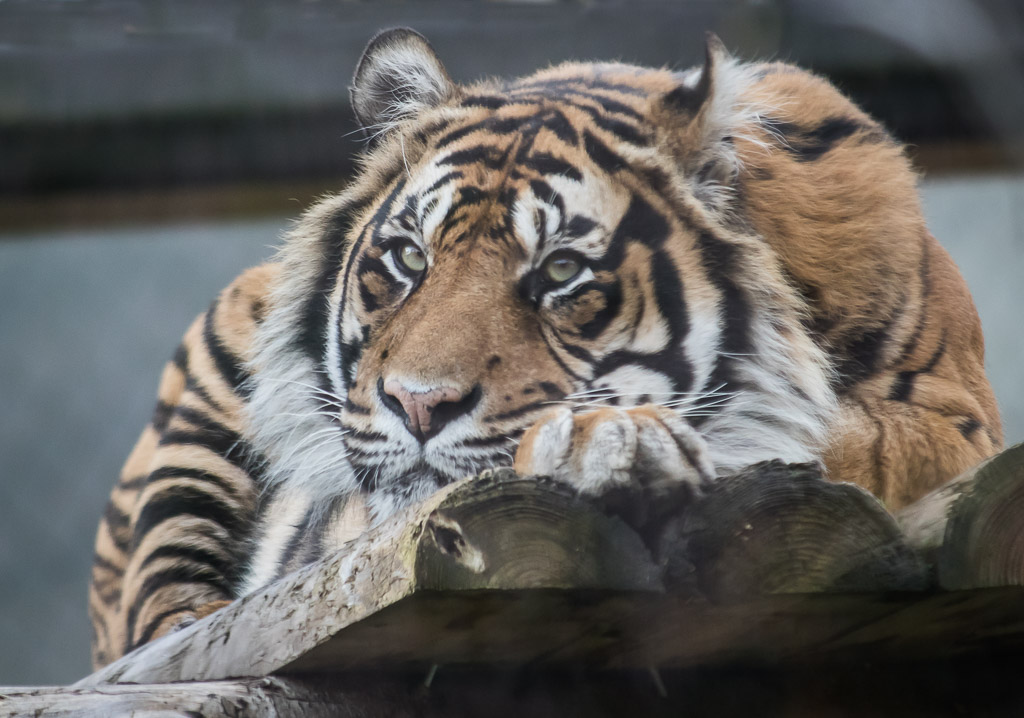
[[897, 442, 1024, 589], [1, 676, 381, 718]]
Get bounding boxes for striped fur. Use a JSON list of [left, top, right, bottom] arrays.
[[90, 29, 1001, 667]]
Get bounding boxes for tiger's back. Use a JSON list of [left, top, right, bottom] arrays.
[[736, 62, 1000, 504], [89, 30, 1000, 668]]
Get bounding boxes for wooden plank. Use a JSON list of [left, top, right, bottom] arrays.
[[280, 587, 1024, 674], [0, 677, 363, 718], [11, 654, 1024, 717]]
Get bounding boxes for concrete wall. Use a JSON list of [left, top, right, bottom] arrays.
[[0, 173, 1021, 685]]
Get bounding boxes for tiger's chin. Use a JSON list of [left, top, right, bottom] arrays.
[[357, 455, 501, 521]]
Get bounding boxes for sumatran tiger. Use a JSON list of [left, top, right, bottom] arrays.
[[88, 28, 1002, 667]]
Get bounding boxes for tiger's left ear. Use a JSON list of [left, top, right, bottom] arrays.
[[659, 33, 744, 201], [350, 28, 457, 138]]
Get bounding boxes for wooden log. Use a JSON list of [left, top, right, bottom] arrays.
[[78, 468, 660, 686], [74, 462, 945, 687], [653, 461, 928, 598], [896, 442, 1024, 589]]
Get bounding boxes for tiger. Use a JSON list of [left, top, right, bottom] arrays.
[[89, 28, 1002, 668]]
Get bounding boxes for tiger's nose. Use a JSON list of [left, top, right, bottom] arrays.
[[379, 378, 481, 442]]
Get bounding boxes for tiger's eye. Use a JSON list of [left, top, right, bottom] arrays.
[[398, 243, 427, 273], [542, 253, 582, 284]]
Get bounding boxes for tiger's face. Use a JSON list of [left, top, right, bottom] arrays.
[[327, 74, 731, 512], [248, 29, 834, 522]]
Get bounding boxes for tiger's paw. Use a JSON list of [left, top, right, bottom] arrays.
[[513, 404, 715, 499]]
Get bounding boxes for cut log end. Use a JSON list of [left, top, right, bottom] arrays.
[[413, 469, 663, 592], [654, 461, 928, 598], [938, 443, 1024, 589]]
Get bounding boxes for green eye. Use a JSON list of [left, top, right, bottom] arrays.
[[397, 242, 427, 273], [542, 252, 583, 284]]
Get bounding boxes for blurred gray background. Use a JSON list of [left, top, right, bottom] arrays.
[[1, 0, 1022, 686]]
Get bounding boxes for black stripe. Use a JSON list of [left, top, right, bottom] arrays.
[[279, 508, 313, 571], [132, 607, 193, 650], [957, 417, 982, 439], [461, 435, 516, 448], [132, 485, 244, 548], [691, 231, 753, 422], [540, 331, 588, 382], [557, 337, 594, 364], [519, 152, 583, 182], [697, 232, 752, 357], [460, 95, 508, 109], [159, 410, 251, 469], [772, 116, 879, 163], [145, 465, 243, 499], [575, 281, 624, 341], [436, 116, 524, 149], [452, 185, 490, 210], [183, 373, 224, 415], [650, 250, 691, 343], [439, 145, 509, 170], [887, 335, 947, 402], [202, 306, 251, 399], [565, 215, 597, 239], [296, 202, 358, 362], [833, 317, 896, 389], [484, 400, 550, 424], [151, 400, 174, 433], [528, 179, 562, 210], [424, 170, 464, 194], [337, 178, 406, 386], [92, 553, 124, 577], [538, 108, 579, 145], [356, 254, 399, 314], [171, 343, 188, 373], [603, 193, 670, 259], [118, 474, 148, 491], [345, 428, 388, 444], [343, 399, 370, 415], [127, 564, 230, 649], [583, 130, 627, 173], [104, 502, 132, 553], [511, 77, 648, 99], [582, 94, 644, 121], [538, 381, 564, 399], [574, 104, 648, 146], [138, 544, 237, 586]]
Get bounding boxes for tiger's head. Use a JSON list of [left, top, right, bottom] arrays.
[[247, 29, 835, 519]]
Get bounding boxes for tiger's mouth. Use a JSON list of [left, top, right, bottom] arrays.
[[345, 433, 517, 494]]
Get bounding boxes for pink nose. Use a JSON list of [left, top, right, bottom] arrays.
[[381, 379, 468, 441]]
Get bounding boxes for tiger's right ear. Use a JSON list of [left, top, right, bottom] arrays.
[[657, 33, 745, 206], [350, 28, 457, 139]]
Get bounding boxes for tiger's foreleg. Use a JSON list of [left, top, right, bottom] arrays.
[[826, 385, 1000, 510]]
